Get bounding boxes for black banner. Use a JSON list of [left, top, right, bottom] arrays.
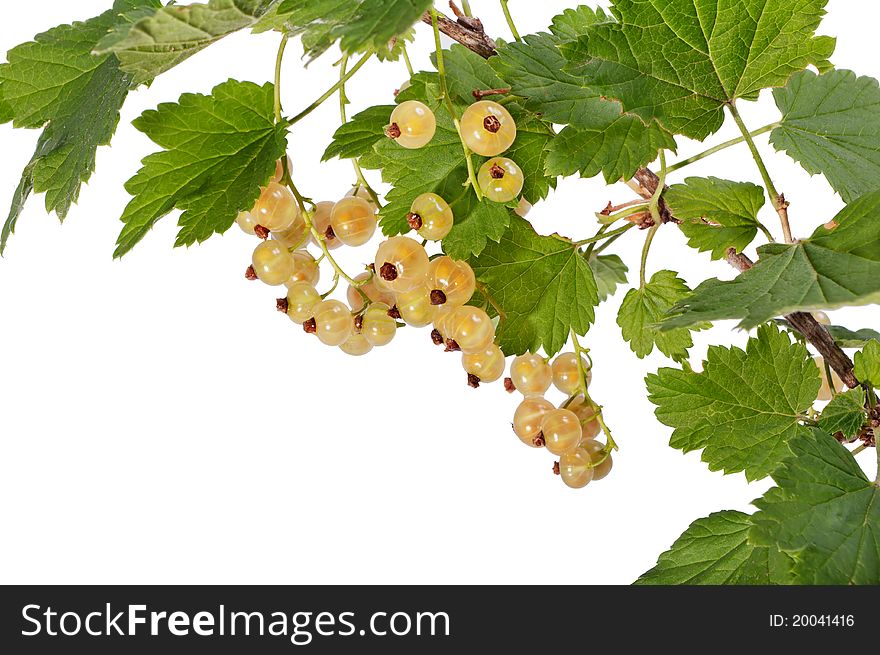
[[1, 585, 875, 652]]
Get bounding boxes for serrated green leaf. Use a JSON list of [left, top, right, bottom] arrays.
[[665, 190, 880, 330], [751, 429, 880, 584], [618, 271, 707, 361], [854, 340, 880, 389], [438, 44, 506, 105], [323, 105, 394, 162], [772, 69, 880, 204], [257, 0, 356, 59], [115, 80, 288, 257], [0, 0, 160, 255], [562, 0, 836, 140], [469, 216, 598, 356], [665, 177, 766, 260], [589, 254, 628, 303], [549, 6, 613, 42], [826, 326, 880, 349], [818, 388, 867, 440], [636, 511, 793, 585], [492, 32, 674, 182], [646, 324, 821, 480], [334, 0, 431, 56], [95, 1, 277, 85]]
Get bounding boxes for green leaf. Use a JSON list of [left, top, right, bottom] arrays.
[[772, 69, 880, 204], [589, 254, 628, 303], [334, 0, 431, 56], [257, 1, 357, 59], [562, 0, 836, 140], [0, 0, 160, 255], [854, 340, 880, 389], [549, 6, 613, 42], [826, 326, 880, 349], [665, 177, 766, 260], [618, 271, 707, 361], [646, 324, 821, 480], [751, 429, 880, 584], [636, 511, 793, 585], [95, 1, 277, 85], [491, 31, 674, 182], [664, 190, 880, 330], [438, 44, 506, 105], [115, 80, 288, 257], [323, 105, 394, 162], [818, 388, 867, 440], [469, 216, 598, 357]]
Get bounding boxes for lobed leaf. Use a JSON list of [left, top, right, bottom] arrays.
[[665, 177, 766, 260], [562, 0, 836, 140], [854, 340, 880, 389], [817, 388, 867, 441], [469, 216, 598, 357], [636, 511, 793, 585], [115, 80, 288, 257], [664, 190, 880, 330], [589, 254, 628, 303], [646, 324, 821, 480], [751, 429, 880, 584]]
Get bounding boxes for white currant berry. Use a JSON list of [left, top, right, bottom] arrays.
[[311, 201, 342, 250], [388, 101, 436, 149], [462, 343, 505, 383], [313, 300, 353, 347], [361, 302, 397, 347], [448, 306, 495, 354], [513, 397, 554, 448], [236, 211, 258, 235], [409, 193, 454, 241], [286, 282, 321, 324], [460, 100, 517, 157], [330, 196, 377, 247], [428, 256, 476, 309], [478, 157, 524, 203], [347, 272, 396, 312], [272, 212, 310, 250], [540, 409, 582, 456], [581, 440, 613, 481], [252, 182, 300, 232], [397, 284, 434, 327], [345, 185, 379, 213], [559, 448, 595, 489], [374, 236, 430, 293], [812, 311, 832, 325], [551, 352, 590, 395], [510, 353, 552, 396], [566, 395, 602, 440], [252, 240, 294, 286], [340, 332, 373, 357], [284, 250, 321, 287]]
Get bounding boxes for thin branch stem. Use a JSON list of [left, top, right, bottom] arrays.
[[338, 54, 382, 209], [570, 330, 617, 451], [460, 0, 473, 17], [401, 43, 415, 77], [665, 123, 779, 174], [431, 8, 483, 201], [499, 1, 522, 42], [639, 151, 667, 287], [273, 34, 289, 123], [288, 51, 373, 126], [728, 103, 793, 243], [573, 222, 634, 248]]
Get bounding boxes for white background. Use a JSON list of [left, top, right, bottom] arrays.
[[1, 1, 877, 585]]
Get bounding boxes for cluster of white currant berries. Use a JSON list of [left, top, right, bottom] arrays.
[[509, 353, 614, 489], [385, 98, 526, 204]]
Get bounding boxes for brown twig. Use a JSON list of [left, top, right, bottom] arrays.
[[420, 8, 498, 59], [725, 249, 859, 389]]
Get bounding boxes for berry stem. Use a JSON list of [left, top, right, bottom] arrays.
[[430, 8, 484, 202], [288, 50, 374, 126], [401, 43, 415, 77], [274, 34, 289, 124], [639, 150, 668, 288], [727, 103, 793, 243], [570, 330, 618, 451], [499, 1, 522, 42], [338, 54, 382, 209], [459, 0, 473, 17], [474, 280, 506, 320], [665, 122, 780, 174], [596, 203, 650, 226]]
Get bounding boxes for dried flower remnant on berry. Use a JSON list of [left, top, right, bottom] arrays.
[[380, 263, 399, 281], [276, 297, 289, 313], [431, 329, 444, 346], [385, 123, 401, 139], [303, 318, 317, 334], [387, 305, 402, 320], [504, 377, 516, 393], [407, 213, 423, 230], [467, 373, 481, 389], [254, 225, 270, 240], [245, 266, 258, 281], [445, 339, 461, 352], [490, 164, 505, 179], [430, 289, 447, 305]]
